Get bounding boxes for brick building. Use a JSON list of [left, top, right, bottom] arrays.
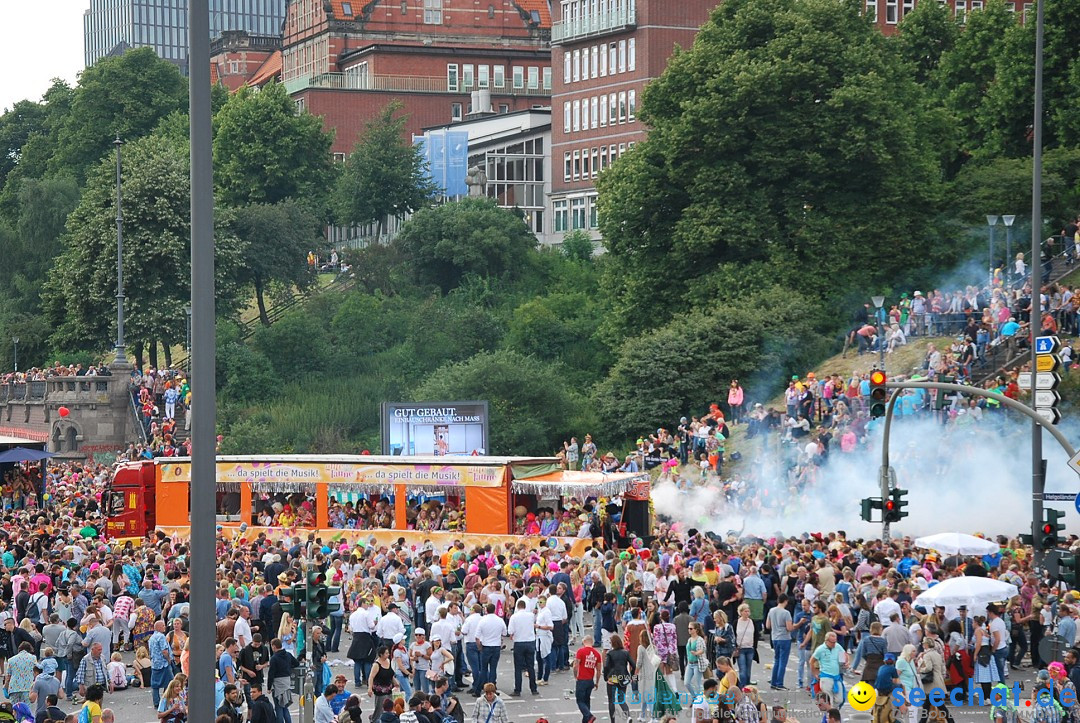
[[210, 31, 283, 91], [281, 0, 554, 156], [547, 0, 717, 240]]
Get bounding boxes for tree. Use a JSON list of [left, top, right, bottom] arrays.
[[394, 197, 537, 292], [227, 200, 323, 325], [596, 287, 831, 439], [892, 0, 958, 84], [50, 49, 187, 184], [332, 102, 437, 236], [560, 230, 595, 262], [0, 81, 74, 220], [0, 100, 46, 192], [43, 134, 241, 364], [250, 310, 331, 383], [596, 0, 945, 331], [413, 350, 592, 455], [213, 82, 335, 207]]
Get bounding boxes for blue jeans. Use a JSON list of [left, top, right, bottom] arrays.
[[327, 614, 343, 652], [684, 661, 703, 697], [466, 643, 482, 694], [150, 665, 173, 708], [771, 639, 791, 688], [798, 646, 810, 687], [395, 671, 413, 699], [413, 669, 430, 694], [537, 645, 552, 682], [592, 608, 603, 645], [480, 645, 501, 691], [993, 647, 1009, 684], [276, 700, 293, 723], [353, 659, 372, 688], [513, 641, 538, 694], [737, 648, 754, 688], [575, 679, 595, 723]]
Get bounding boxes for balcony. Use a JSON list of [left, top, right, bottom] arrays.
[[551, 6, 637, 45], [284, 72, 552, 96]]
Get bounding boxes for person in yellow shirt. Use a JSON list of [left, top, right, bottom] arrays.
[[81, 683, 105, 722]]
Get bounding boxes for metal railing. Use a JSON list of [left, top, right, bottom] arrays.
[[129, 388, 149, 446], [551, 5, 637, 43], [284, 72, 551, 96]]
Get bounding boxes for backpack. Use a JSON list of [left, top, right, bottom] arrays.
[[78, 708, 93, 723], [23, 593, 43, 624]]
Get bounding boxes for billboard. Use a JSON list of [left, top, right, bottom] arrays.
[[380, 401, 489, 456], [414, 130, 470, 197]]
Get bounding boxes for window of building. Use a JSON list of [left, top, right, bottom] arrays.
[[955, 0, 966, 19], [865, 0, 877, 21], [618, 40, 626, 73], [333, 152, 347, 163], [564, 102, 571, 132], [571, 197, 586, 229], [451, 103, 463, 121], [447, 64, 459, 91], [902, 0, 914, 15], [295, 97, 306, 112], [513, 66, 524, 88], [618, 91, 627, 123], [564, 52, 571, 83], [600, 146, 608, 171], [554, 199, 568, 232], [573, 100, 580, 131], [528, 67, 539, 89], [342, 2, 353, 14], [1006, 2, 1015, 9], [573, 50, 580, 82], [589, 196, 598, 228], [628, 38, 636, 71], [600, 96, 608, 126], [489, 4, 496, 18], [543, 67, 552, 90], [886, 0, 898, 22], [581, 52, 589, 81], [591, 46, 599, 77], [499, 103, 509, 113], [494, 65, 505, 88], [402, 0, 408, 13], [582, 150, 590, 178], [581, 101, 589, 131], [609, 144, 617, 163], [609, 43, 617, 73], [464, 64, 475, 88], [599, 44, 607, 76], [424, 0, 443, 23], [478, 65, 490, 88], [573, 150, 581, 180], [618, 142, 626, 156], [591, 148, 599, 179], [563, 153, 572, 182], [609, 93, 617, 124], [228, 60, 240, 74], [591, 96, 599, 128], [971, 0, 983, 8], [628, 90, 636, 121]]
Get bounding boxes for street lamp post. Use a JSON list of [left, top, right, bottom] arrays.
[[184, 305, 192, 372], [1003, 215, 1016, 285], [872, 295, 885, 369], [114, 136, 128, 365], [987, 215, 999, 288], [11, 337, 18, 373]]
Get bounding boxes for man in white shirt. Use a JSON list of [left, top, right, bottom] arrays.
[[430, 608, 457, 659], [234, 605, 253, 649], [873, 590, 901, 628], [425, 587, 445, 629], [521, 586, 540, 614], [461, 604, 484, 696], [545, 584, 568, 670], [474, 604, 507, 692], [641, 565, 657, 601], [506, 600, 538, 696], [313, 682, 337, 723], [375, 603, 406, 649]]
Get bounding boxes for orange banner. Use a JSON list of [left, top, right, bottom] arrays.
[[158, 461, 504, 487]]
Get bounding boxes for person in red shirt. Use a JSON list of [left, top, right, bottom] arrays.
[[573, 641, 603, 723]]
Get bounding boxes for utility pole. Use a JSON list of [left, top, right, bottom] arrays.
[[114, 136, 128, 365], [1031, 0, 1047, 568], [187, 0, 217, 720]]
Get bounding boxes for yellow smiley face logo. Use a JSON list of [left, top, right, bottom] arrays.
[[848, 681, 877, 712]]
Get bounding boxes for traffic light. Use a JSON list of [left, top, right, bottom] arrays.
[[307, 569, 328, 619], [860, 497, 882, 522], [326, 585, 342, 615], [1060, 554, 1079, 588], [279, 584, 305, 618], [1041, 509, 1065, 549], [869, 370, 888, 418], [885, 488, 908, 523]]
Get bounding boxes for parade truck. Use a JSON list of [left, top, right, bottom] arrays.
[[105, 454, 652, 549]]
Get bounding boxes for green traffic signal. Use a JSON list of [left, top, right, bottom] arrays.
[[860, 497, 882, 522], [1060, 555, 1079, 589]]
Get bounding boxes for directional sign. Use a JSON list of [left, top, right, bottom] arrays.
[[1035, 371, 1062, 390], [1075, 491, 1080, 514], [1036, 390, 1062, 408], [1036, 336, 1061, 355], [1037, 354, 1061, 372], [1035, 493, 1077, 501], [1036, 407, 1062, 425], [1069, 451, 1080, 478], [1019, 372, 1032, 388]]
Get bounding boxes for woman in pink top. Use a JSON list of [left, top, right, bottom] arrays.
[[727, 381, 745, 425]]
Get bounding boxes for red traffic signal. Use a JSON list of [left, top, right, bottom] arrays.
[[1044, 523, 1054, 535], [870, 370, 886, 386], [885, 500, 895, 511]]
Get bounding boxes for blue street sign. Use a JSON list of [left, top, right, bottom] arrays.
[[1036, 336, 1059, 355], [1075, 491, 1080, 515]]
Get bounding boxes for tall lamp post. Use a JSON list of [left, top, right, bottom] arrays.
[[114, 136, 128, 365], [184, 304, 192, 371], [1003, 215, 1016, 285], [987, 215, 999, 288], [11, 337, 17, 373], [872, 295, 885, 369]]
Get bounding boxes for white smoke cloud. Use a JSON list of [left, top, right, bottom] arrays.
[[653, 410, 1080, 539]]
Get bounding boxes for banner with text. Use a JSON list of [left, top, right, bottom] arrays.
[[159, 460, 504, 488]]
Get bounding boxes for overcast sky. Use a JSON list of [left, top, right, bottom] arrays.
[[0, 3, 86, 112]]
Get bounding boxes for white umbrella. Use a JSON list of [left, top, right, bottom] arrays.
[[913, 576, 1019, 609], [914, 532, 999, 556]]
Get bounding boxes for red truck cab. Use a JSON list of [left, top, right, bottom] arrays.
[[104, 460, 157, 539]]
